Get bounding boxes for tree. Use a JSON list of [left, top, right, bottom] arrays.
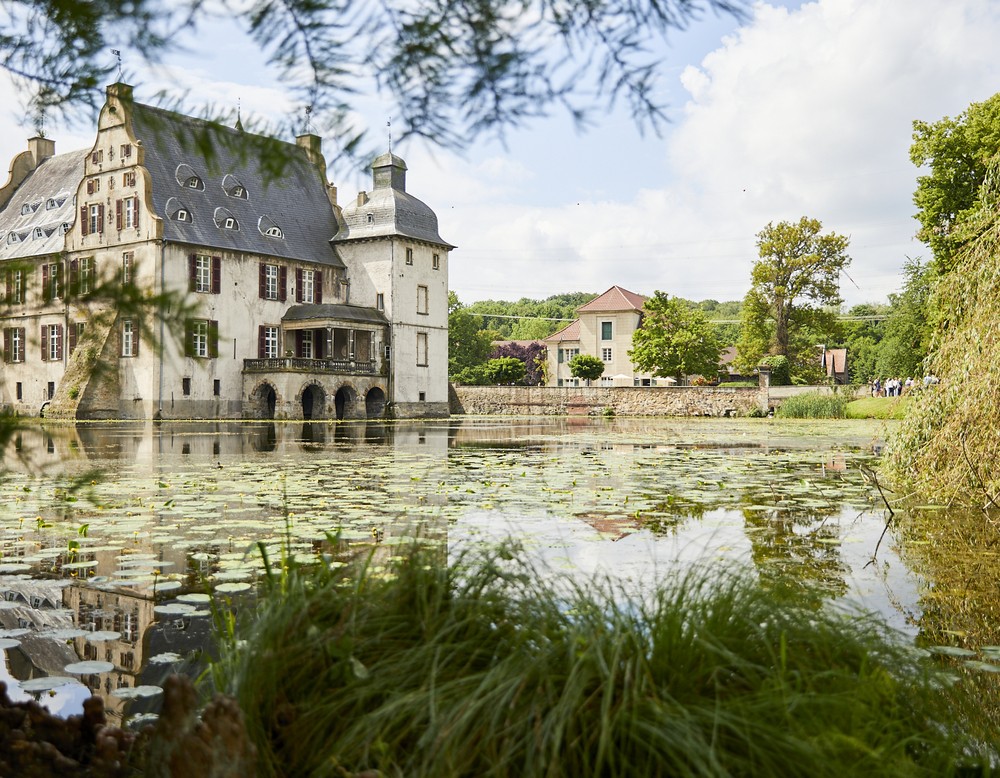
[[568, 354, 605, 383], [491, 341, 547, 385], [911, 93, 1000, 272], [628, 292, 721, 383], [873, 258, 933, 379], [2, 0, 748, 159], [483, 357, 526, 385], [448, 292, 493, 379], [736, 217, 850, 381]]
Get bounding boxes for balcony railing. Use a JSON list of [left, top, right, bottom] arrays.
[[243, 357, 379, 375]]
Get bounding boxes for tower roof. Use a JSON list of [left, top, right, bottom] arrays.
[[577, 285, 647, 313]]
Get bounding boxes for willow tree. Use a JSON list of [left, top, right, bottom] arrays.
[[736, 217, 850, 381]]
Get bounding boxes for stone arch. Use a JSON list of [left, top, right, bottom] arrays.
[[249, 381, 278, 420], [300, 382, 326, 420], [365, 386, 387, 419], [334, 384, 358, 421]]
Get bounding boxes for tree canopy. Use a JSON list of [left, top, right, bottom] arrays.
[[448, 292, 493, 379], [629, 292, 721, 383], [736, 217, 850, 381], [2, 0, 748, 160], [911, 93, 1000, 273], [568, 354, 605, 382]]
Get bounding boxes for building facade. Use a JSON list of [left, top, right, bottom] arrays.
[[0, 83, 452, 420]]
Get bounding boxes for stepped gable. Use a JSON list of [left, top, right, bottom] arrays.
[[576, 285, 647, 313], [0, 150, 87, 260], [334, 152, 453, 248], [130, 103, 344, 267]]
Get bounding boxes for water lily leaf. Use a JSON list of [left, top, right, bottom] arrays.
[[112, 685, 163, 699], [148, 652, 183, 665], [87, 631, 122, 642], [20, 676, 78, 692], [65, 660, 115, 674]]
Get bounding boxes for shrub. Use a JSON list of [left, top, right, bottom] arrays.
[[760, 354, 791, 385], [208, 544, 995, 777], [775, 391, 849, 418], [483, 356, 526, 384], [568, 353, 605, 381]]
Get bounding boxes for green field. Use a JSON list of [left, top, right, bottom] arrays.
[[846, 396, 911, 419]]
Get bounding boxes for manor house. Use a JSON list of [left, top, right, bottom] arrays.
[[0, 83, 452, 420]]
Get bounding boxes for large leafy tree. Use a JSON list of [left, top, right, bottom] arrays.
[[491, 341, 547, 385], [1, 0, 747, 159], [873, 257, 933, 379], [736, 217, 850, 380], [448, 292, 493, 378], [568, 354, 605, 383], [629, 292, 721, 383], [911, 93, 1000, 273]]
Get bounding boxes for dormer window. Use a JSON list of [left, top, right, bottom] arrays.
[[175, 164, 204, 190], [175, 209, 190, 222], [366, 213, 374, 224], [186, 175, 204, 190], [61, 223, 71, 234], [264, 226, 283, 238], [33, 227, 44, 239], [222, 174, 249, 200], [233, 186, 246, 199], [7, 232, 19, 244], [224, 217, 237, 230], [20, 203, 31, 215], [45, 198, 57, 210]]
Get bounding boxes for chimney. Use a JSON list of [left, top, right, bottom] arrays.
[[106, 82, 134, 102], [357, 191, 368, 207], [27, 137, 55, 166]]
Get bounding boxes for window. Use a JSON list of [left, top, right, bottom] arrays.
[[376, 292, 384, 311], [416, 332, 428, 367], [123, 171, 136, 187], [189, 254, 220, 294], [186, 175, 204, 190], [182, 377, 191, 396], [432, 253, 440, 270], [185, 319, 218, 359], [405, 247, 414, 265], [213, 379, 221, 397], [222, 216, 238, 230], [121, 319, 138, 357], [264, 226, 283, 238], [61, 223, 70, 234], [41, 323, 63, 362], [559, 348, 579, 364], [20, 203, 31, 215], [70, 257, 95, 297], [601, 321, 613, 340], [80, 203, 104, 236], [417, 285, 428, 315], [117, 196, 139, 229], [175, 208, 190, 222], [602, 348, 612, 362], [122, 252, 134, 285], [47, 382, 55, 400], [6, 233, 19, 245], [366, 213, 374, 224], [419, 391, 426, 402], [295, 268, 322, 304], [298, 330, 314, 358], [32, 227, 44, 239], [68, 322, 85, 354], [41, 263, 63, 301], [259, 263, 286, 301], [46, 198, 57, 210], [86, 178, 101, 194], [91, 149, 103, 164], [15, 383, 21, 401], [3, 328, 25, 363], [259, 326, 280, 358], [6, 269, 24, 304], [120, 144, 132, 159]]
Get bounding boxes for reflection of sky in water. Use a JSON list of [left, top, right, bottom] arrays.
[[0, 655, 90, 714], [450, 503, 923, 637]]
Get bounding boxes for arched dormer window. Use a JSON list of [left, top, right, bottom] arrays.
[[186, 176, 204, 190], [175, 163, 205, 191], [257, 215, 283, 239], [366, 213, 374, 224], [265, 226, 282, 238], [222, 174, 249, 200], [33, 227, 44, 239], [20, 203, 31, 215], [46, 198, 57, 210], [214, 207, 238, 231], [176, 209, 191, 222], [166, 196, 193, 224], [7, 232, 20, 244]]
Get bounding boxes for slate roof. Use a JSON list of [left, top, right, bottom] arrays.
[[334, 152, 452, 248], [131, 103, 344, 267], [0, 150, 86, 260], [282, 303, 388, 326], [577, 285, 647, 313], [545, 320, 581, 342]]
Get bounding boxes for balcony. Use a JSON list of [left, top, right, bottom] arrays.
[[243, 357, 380, 375]]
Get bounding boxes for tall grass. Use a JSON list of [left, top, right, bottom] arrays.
[[775, 391, 850, 419], [208, 544, 995, 777]]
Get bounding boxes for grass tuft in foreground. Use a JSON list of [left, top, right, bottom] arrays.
[[775, 391, 850, 418], [208, 544, 995, 777]]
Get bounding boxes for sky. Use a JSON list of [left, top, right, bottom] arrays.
[[2, 0, 999, 308]]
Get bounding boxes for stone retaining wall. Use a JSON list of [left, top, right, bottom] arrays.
[[449, 385, 765, 417]]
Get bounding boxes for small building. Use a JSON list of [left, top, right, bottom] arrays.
[[0, 83, 452, 420]]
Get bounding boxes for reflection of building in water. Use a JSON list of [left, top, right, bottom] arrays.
[[62, 582, 155, 724]]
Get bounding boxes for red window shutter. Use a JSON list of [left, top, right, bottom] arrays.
[[3, 329, 9, 363], [69, 260, 79, 299], [86, 179, 94, 195], [315, 270, 323, 304], [279, 267, 287, 302], [208, 320, 219, 358], [211, 257, 221, 294], [55, 324, 63, 360], [295, 330, 303, 357], [4, 271, 10, 303], [55, 265, 63, 299], [295, 269, 303, 303], [41, 265, 50, 302], [188, 254, 197, 291], [184, 320, 194, 357], [80, 206, 88, 236], [40, 325, 48, 361], [124, 144, 131, 158], [258, 326, 266, 358], [259, 264, 266, 299], [68, 322, 78, 354], [134, 323, 140, 357], [134, 197, 140, 227], [116, 199, 122, 230], [97, 204, 104, 233]]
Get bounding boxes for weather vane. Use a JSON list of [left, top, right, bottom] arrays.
[[111, 49, 123, 81], [304, 105, 313, 134]]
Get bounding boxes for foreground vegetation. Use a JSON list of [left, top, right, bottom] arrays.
[[774, 392, 849, 419], [205, 543, 995, 777]]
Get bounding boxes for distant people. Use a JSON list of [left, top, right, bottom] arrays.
[[871, 377, 881, 397], [904, 377, 914, 393]]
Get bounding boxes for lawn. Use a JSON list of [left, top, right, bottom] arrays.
[[846, 396, 911, 420]]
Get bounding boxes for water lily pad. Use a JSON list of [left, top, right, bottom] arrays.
[[154, 603, 196, 616], [214, 582, 252, 594], [39, 628, 88, 640], [176, 593, 210, 604], [148, 652, 183, 665], [65, 660, 114, 674], [87, 631, 122, 642], [61, 560, 100, 570], [20, 676, 77, 692], [127, 713, 160, 729], [112, 685, 163, 699], [150, 580, 182, 592]]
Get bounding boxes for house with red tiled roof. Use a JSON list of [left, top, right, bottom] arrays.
[[544, 285, 662, 387]]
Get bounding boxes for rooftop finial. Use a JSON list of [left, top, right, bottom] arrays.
[[235, 98, 244, 132], [112, 49, 123, 81], [387, 117, 392, 154]]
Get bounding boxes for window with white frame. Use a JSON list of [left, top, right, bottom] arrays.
[[405, 247, 413, 265], [261, 326, 279, 358], [121, 319, 138, 357], [3, 327, 24, 363], [122, 252, 133, 285], [122, 196, 138, 229], [189, 320, 210, 358], [376, 292, 384, 311], [78, 257, 94, 296], [8, 269, 24, 304], [417, 285, 428, 315], [193, 254, 213, 293], [47, 324, 62, 361], [432, 253, 440, 270], [88, 204, 102, 234], [300, 330, 314, 358], [42, 263, 62, 301], [123, 171, 136, 187], [300, 269, 315, 303], [416, 332, 428, 366], [601, 348, 612, 362], [263, 264, 279, 300]]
